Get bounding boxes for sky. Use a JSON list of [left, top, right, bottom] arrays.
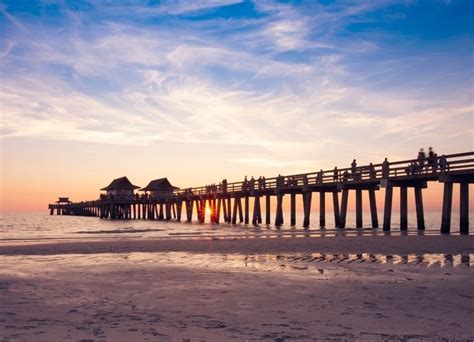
[[0, 0, 473, 212]]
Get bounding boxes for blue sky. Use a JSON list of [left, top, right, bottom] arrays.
[[0, 0, 473, 209]]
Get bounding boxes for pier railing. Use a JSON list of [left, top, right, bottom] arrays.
[[173, 151, 474, 196]]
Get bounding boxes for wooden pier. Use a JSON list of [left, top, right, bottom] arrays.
[[48, 152, 474, 234]]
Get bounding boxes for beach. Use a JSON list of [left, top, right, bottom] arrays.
[[1, 234, 473, 341]]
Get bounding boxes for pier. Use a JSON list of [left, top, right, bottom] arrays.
[[49, 152, 473, 234]]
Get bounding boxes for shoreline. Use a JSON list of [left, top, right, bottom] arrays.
[[1, 235, 473, 256]]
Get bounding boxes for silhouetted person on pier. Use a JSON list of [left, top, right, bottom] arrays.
[[342, 170, 349, 182], [382, 158, 390, 178], [222, 179, 227, 193], [333, 166, 338, 182], [369, 163, 376, 179], [351, 159, 357, 174], [316, 169, 323, 183], [262, 176, 266, 189], [407, 161, 422, 175], [250, 176, 255, 190], [427, 147, 439, 173], [417, 148, 426, 171], [439, 155, 449, 173], [432, 154, 439, 173], [428, 147, 435, 161], [243, 176, 248, 191], [276, 174, 284, 188]]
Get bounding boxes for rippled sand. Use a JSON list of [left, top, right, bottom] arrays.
[[0, 235, 473, 341]]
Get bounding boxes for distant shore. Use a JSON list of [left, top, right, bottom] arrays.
[[1, 235, 473, 256]]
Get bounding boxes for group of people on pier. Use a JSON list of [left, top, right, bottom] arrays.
[[241, 176, 268, 191], [331, 160, 377, 182], [406, 147, 449, 175], [180, 149, 451, 198]]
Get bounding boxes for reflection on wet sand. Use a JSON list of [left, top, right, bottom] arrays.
[[69, 226, 453, 242], [247, 253, 473, 269], [120, 252, 473, 275]]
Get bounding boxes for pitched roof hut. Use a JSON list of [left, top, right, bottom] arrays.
[[140, 178, 179, 198], [56, 197, 72, 204], [100, 176, 140, 197]]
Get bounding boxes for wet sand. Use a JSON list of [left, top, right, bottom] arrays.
[[1, 234, 473, 256], [1, 235, 473, 341]]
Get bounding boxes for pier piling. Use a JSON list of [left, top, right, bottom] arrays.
[[460, 183, 469, 234]]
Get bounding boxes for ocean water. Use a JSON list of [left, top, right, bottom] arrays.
[[0, 211, 470, 241]]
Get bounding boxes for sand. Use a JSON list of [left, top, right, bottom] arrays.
[[1, 235, 473, 256], [0, 235, 473, 341]]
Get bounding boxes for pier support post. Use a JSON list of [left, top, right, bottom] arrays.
[[186, 200, 192, 222], [319, 192, 326, 227], [244, 196, 249, 224], [176, 201, 182, 221], [275, 194, 284, 227], [200, 200, 206, 223], [265, 195, 271, 225], [214, 198, 222, 224], [414, 187, 425, 230], [159, 204, 164, 221], [290, 193, 296, 226], [238, 198, 244, 223], [400, 186, 408, 231], [227, 198, 232, 223], [355, 189, 362, 228], [460, 183, 469, 234], [303, 192, 312, 228], [222, 198, 228, 222], [332, 191, 340, 228], [340, 189, 349, 228], [232, 197, 238, 224], [165, 203, 172, 221], [383, 185, 393, 231], [252, 196, 261, 225], [368, 189, 378, 228], [356, 189, 362, 228], [441, 182, 453, 234]]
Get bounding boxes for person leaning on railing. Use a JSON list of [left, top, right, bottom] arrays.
[[382, 158, 390, 178], [316, 169, 323, 183], [276, 174, 284, 188], [439, 155, 449, 173], [369, 163, 376, 179]]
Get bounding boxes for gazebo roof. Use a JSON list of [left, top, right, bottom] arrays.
[[100, 176, 140, 191], [140, 178, 179, 192]]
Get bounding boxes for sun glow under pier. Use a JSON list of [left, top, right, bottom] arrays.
[[49, 152, 473, 234]]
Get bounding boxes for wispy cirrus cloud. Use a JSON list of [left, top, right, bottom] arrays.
[[0, 0, 472, 169]]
